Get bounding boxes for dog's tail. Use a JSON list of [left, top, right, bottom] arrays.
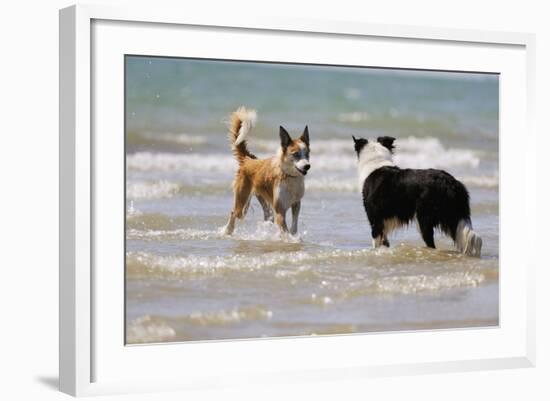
[[455, 219, 482, 257], [228, 106, 257, 165]]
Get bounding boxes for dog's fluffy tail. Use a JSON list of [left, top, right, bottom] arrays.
[[228, 106, 257, 165], [455, 219, 482, 257]]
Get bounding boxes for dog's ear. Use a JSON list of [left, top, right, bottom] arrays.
[[280, 126, 292, 149], [377, 136, 396, 153], [352, 136, 368, 156], [300, 126, 310, 146]]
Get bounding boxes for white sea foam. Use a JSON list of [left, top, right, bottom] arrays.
[[372, 271, 486, 294], [459, 174, 499, 189], [306, 173, 497, 192], [229, 221, 304, 242], [126, 247, 370, 277], [127, 307, 274, 344], [126, 137, 482, 174], [127, 180, 181, 199], [141, 132, 208, 145], [127, 152, 236, 172], [127, 250, 304, 276], [127, 221, 303, 243], [185, 307, 273, 326], [126, 315, 176, 344], [394, 137, 480, 169], [127, 228, 215, 241], [125, 172, 494, 201], [126, 246, 492, 295], [335, 270, 487, 299], [305, 177, 357, 192], [125, 137, 490, 200]]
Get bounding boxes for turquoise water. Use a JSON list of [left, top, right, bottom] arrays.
[[125, 56, 499, 344]]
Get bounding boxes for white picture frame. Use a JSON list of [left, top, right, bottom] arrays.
[[59, 4, 536, 397]]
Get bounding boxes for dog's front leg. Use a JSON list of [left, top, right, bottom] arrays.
[[274, 206, 289, 233], [290, 201, 301, 235]]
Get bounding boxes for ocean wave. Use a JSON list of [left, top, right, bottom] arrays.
[[301, 269, 488, 305], [126, 180, 231, 200], [394, 137, 480, 169], [459, 174, 499, 189], [127, 227, 221, 241], [126, 242, 495, 278], [145, 132, 207, 145], [342, 271, 487, 297], [126, 137, 482, 174], [127, 131, 208, 147], [305, 178, 357, 192], [127, 221, 303, 243], [126, 247, 495, 298], [126, 315, 176, 344], [127, 152, 235, 172], [126, 306, 274, 343], [306, 172, 497, 192], [127, 180, 181, 199], [125, 171, 496, 202], [184, 306, 273, 326], [126, 248, 355, 277]]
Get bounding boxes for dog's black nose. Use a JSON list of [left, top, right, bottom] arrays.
[[304, 164, 310, 171]]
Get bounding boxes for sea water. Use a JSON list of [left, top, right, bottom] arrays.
[[125, 57, 499, 343]]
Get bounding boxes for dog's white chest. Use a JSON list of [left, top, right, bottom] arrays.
[[275, 178, 304, 209]]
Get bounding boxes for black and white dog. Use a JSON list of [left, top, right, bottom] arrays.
[[353, 136, 482, 257]]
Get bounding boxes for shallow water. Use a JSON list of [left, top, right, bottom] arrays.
[[125, 57, 499, 344]]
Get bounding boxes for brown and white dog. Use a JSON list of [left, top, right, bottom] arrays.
[[224, 107, 311, 236]]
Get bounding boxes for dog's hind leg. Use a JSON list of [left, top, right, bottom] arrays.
[[417, 215, 436, 248], [290, 201, 301, 235], [455, 219, 482, 257], [256, 195, 273, 222], [242, 197, 252, 217], [224, 177, 252, 235], [224, 211, 237, 235], [370, 221, 386, 248]]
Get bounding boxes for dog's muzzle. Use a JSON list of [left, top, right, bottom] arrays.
[[295, 164, 310, 176]]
